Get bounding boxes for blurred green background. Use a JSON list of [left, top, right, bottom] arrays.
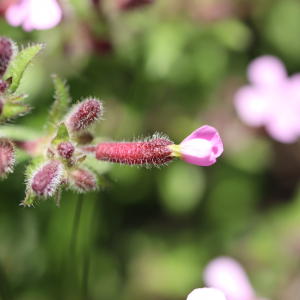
[[1, 0, 300, 299]]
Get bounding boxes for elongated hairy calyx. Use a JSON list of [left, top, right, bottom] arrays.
[[95, 137, 174, 166]]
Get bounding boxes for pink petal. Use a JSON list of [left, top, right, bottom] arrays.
[[28, 0, 62, 30], [247, 55, 287, 85], [203, 257, 255, 300], [187, 288, 227, 300], [181, 126, 223, 158], [234, 86, 268, 127], [5, 0, 30, 27], [181, 138, 216, 166]]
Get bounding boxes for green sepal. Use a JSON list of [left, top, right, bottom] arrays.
[[46, 75, 71, 134], [5, 93, 27, 102], [51, 122, 69, 146], [0, 102, 30, 122], [4, 44, 44, 93], [22, 190, 39, 206]]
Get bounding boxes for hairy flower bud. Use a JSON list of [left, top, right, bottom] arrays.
[[57, 142, 74, 159], [0, 139, 15, 177], [96, 137, 174, 166], [70, 168, 98, 192], [31, 160, 64, 196], [67, 99, 102, 132], [0, 37, 13, 77], [0, 79, 7, 93]]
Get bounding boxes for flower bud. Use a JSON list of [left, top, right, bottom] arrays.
[[57, 142, 74, 159], [0, 139, 15, 177], [0, 79, 7, 93], [0, 37, 13, 78], [31, 159, 64, 196], [67, 99, 102, 132], [70, 168, 98, 192], [96, 137, 174, 166]]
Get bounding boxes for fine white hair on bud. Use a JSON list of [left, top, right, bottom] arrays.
[[95, 132, 175, 168], [0, 36, 13, 78], [30, 159, 64, 197], [0, 139, 15, 178], [65, 98, 103, 132], [69, 167, 98, 193]]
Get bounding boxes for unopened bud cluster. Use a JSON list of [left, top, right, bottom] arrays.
[[23, 98, 103, 206], [0, 37, 223, 207]]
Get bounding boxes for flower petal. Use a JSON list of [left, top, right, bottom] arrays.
[[247, 55, 287, 85], [187, 288, 227, 300], [5, 0, 30, 27], [203, 257, 255, 300], [29, 0, 62, 30], [234, 86, 268, 127], [181, 125, 223, 158]]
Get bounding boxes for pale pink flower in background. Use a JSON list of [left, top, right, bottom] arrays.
[[187, 288, 227, 300], [204, 256, 270, 300], [5, 0, 62, 31], [168, 125, 224, 166], [234, 55, 300, 143]]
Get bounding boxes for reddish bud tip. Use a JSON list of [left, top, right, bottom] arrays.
[[31, 160, 64, 196], [57, 142, 74, 159], [0, 37, 13, 78], [70, 168, 98, 192], [96, 137, 174, 166], [0, 139, 15, 177], [0, 80, 7, 93], [118, 0, 154, 10], [67, 99, 102, 132]]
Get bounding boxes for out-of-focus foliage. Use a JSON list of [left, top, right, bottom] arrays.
[[1, 0, 300, 299]]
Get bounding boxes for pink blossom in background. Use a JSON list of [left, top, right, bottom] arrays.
[[234, 55, 300, 143], [187, 288, 227, 300], [5, 0, 62, 31], [204, 256, 270, 300], [170, 125, 223, 166]]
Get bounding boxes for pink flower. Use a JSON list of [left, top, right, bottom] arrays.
[[5, 0, 62, 32], [234, 55, 300, 143], [187, 288, 227, 300], [86, 126, 223, 167], [168, 125, 223, 166], [204, 257, 269, 300]]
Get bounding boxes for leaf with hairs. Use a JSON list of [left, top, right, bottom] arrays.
[[4, 44, 44, 93], [46, 75, 71, 134]]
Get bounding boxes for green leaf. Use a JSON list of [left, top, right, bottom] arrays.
[[51, 122, 69, 146], [4, 44, 44, 93], [0, 102, 30, 122], [0, 125, 43, 140], [46, 75, 70, 134]]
